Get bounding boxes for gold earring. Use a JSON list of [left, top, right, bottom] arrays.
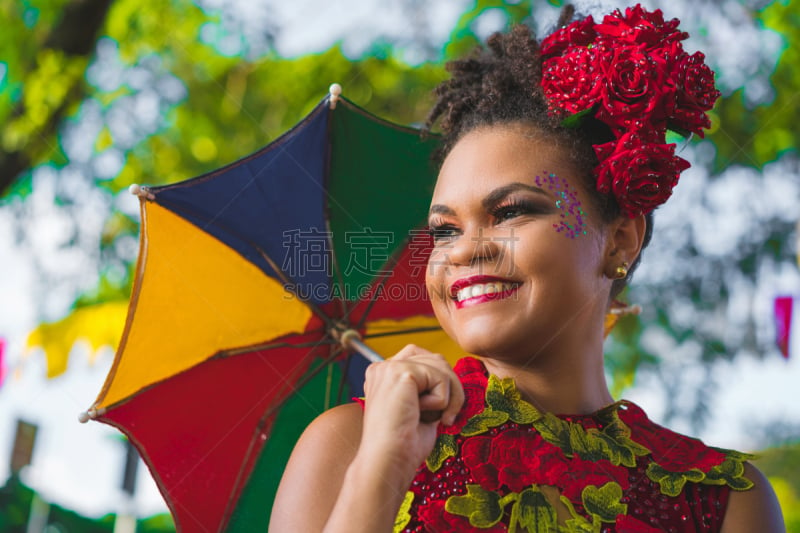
[[614, 262, 629, 279]]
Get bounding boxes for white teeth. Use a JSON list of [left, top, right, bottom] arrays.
[[455, 282, 514, 302]]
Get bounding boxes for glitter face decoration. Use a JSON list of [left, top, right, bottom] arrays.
[[535, 172, 587, 239]]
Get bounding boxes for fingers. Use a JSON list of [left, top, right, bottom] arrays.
[[364, 344, 464, 427]]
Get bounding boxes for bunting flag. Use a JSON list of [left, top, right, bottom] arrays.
[[0, 337, 6, 388], [774, 296, 797, 359], [24, 301, 128, 378]]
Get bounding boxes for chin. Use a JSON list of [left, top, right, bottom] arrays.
[[448, 319, 525, 358]]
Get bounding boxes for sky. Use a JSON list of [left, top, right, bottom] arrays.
[[0, 0, 798, 522]]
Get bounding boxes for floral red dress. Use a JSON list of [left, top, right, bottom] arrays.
[[389, 357, 753, 533]]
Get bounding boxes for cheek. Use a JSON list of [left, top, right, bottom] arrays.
[[425, 251, 447, 299]]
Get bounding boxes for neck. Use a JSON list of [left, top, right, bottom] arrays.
[[480, 322, 614, 415]]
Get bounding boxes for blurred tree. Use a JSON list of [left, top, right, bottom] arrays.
[[0, 0, 113, 196], [2, 0, 798, 437], [0, 475, 176, 531]]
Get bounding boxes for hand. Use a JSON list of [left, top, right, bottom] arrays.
[[356, 344, 465, 485]]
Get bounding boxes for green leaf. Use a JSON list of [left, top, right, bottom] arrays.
[[445, 484, 504, 528], [393, 492, 414, 533], [646, 464, 705, 497], [561, 105, 596, 129], [426, 433, 458, 472], [581, 482, 627, 524], [481, 374, 541, 425], [704, 457, 754, 491], [593, 413, 650, 467], [569, 425, 609, 462], [461, 409, 509, 436], [516, 487, 558, 533], [532, 413, 572, 454], [559, 496, 601, 533]]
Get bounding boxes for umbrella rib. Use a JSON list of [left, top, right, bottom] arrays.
[[361, 325, 443, 339], [336, 353, 354, 405], [254, 245, 340, 331], [352, 236, 411, 332], [217, 337, 337, 358], [325, 216, 351, 320]]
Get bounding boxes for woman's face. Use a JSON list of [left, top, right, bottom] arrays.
[[425, 124, 614, 360]]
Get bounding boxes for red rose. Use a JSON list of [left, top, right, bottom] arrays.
[[528, 443, 571, 486], [540, 15, 597, 59], [492, 430, 544, 492], [615, 515, 663, 532], [595, 45, 674, 133], [541, 46, 603, 115], [443, 357, 489, 435], [671, 51, 721, 136], [461, 430, 544, 492], [461, 436, 501, 490], [595, 4, 687, 49], [594, 133, 690, 217]]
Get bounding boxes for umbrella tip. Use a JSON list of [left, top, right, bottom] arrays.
[[78, 406, 106, 424], [129, 184, 155, 201], [329, 83, 342, 109]]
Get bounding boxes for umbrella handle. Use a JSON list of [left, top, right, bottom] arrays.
[[338, 329, 443, 423], [339, 329, 382, 363]]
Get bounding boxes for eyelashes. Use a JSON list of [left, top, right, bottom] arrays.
[[427, 221, 458, 242], [427, 199, 547, 243], [489, 199, 545, 221]]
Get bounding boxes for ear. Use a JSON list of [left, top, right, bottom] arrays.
[[602, 214, 647, 279]]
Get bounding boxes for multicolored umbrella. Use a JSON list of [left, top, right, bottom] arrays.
[[81, 88, 466, 532]]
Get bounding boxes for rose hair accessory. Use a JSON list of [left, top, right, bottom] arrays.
[[541, 4, 720, 218]]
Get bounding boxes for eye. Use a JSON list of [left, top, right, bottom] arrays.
[[427, 224, 460, 242], [491, 200, 541, 222]]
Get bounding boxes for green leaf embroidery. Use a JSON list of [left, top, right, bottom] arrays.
[[485, 375, 541, 424], [532, 413, 572, 454], [515, 486, 558, 533], [531, 405, 651, 468], [461, 409, 510, 436], [581, 482, 627, 523], [646, 463, 705, 497], [559, 496, 601, 533], [426, 433, 458, 472], [569, 425, 609, 462], [445, 484, 505, 528], [587, 408, 650, 467], [393, 491, 414, 533], [704, 456, 754, 491]]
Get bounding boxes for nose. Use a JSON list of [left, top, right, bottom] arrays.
[[445, 225, 504, 267]]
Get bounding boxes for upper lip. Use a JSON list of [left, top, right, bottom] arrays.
[[449, 275, 518, 299]]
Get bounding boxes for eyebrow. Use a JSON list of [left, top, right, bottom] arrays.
[[428, 182, 548, 218]]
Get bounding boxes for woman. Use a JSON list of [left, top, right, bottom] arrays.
[[270, 5, 784, 532]]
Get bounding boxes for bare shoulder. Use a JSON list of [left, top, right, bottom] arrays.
[[268, 403, 364, 531], [295, 402, 364, 447], [721, 462, 785, 533]]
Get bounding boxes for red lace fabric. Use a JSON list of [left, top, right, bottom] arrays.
[[380, 357, 754, 533]]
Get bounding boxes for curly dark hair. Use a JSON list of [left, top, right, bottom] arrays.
[[425, 7, 653, 299]]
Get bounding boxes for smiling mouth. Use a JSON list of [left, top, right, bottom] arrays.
[[452, 281, 520, 309]]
